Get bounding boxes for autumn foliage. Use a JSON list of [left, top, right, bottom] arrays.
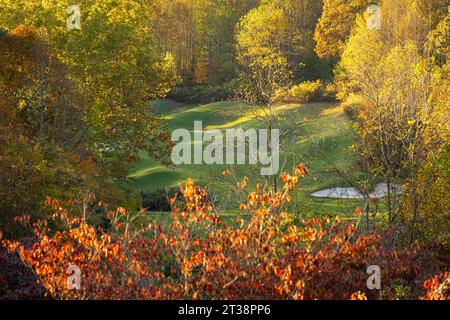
[[422, 273, 450, 300], [1, 166, 447, 300]]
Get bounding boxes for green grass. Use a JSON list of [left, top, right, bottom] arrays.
[[129, 99, 369, 216]]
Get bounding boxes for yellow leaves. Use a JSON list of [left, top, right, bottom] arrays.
[[282, 225, 299, 244], [255, 208, 270, 220], [180, 178, 198, 201], [280, 211, 290, 221], [247, 192, 260, 207], [237, 176, 249, 190], [267, 228, 276, 239]]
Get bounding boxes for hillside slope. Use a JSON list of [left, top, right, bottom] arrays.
[[129, 99, 365, 215]]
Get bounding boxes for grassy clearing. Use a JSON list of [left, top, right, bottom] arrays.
[[129, 99, 370, 216]]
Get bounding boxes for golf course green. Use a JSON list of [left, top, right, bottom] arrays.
[[129, 99, 368, 216]]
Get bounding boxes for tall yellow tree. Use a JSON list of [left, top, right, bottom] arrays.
[[314, 0, 374, 61], [337, 1, 450, 242]]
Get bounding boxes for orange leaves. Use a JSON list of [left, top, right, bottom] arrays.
[[282, 226, 300, 244], [294, 163, 308, 178], [350, 291, 368, 300], [110, 244, 120, 257], [221, 169, 232, 176], [1, 170, 425, 300], [346, 224, 356, 236], [423, 276, 436, 291], [12, 214, 31, 226], [423, 273, 449, 300], [168, 196, 177, 205], [354, 207, 363, 215], [281, 172, 298, 190], [117, 207, 127, 216], [180, 178, 196, 199], [169, 238, 177, 247], [281, 164, 308, 190]]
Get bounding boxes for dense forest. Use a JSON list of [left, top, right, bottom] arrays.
[[0, 0, 449, 300]]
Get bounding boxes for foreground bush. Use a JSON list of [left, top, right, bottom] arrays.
[[275, 81, 337, 104], [1, 166, 448, 300], [290, 80, 324, 103]]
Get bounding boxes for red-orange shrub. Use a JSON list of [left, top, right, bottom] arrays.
[[1, 166, 445, 300]]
